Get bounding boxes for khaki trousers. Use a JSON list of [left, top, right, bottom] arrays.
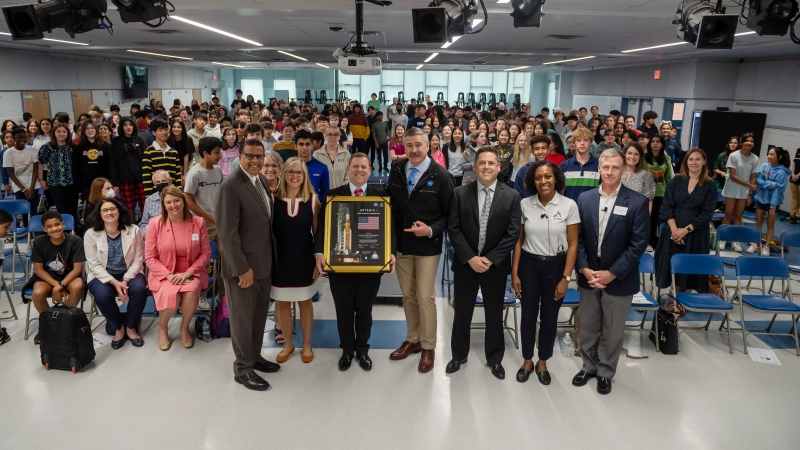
[[396, 252, 440, 350], [790, 183, 800, 218]]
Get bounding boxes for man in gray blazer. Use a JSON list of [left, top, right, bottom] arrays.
[[216, 139, 280, 391]]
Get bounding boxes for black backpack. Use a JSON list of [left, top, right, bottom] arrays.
[[39, 303, 96, 373]]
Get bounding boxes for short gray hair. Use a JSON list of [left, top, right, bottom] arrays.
[[403, 126, 429, 146], [263, 150, 284, 171], [152, 169, 171, 183], [598, 148, 624, 166]]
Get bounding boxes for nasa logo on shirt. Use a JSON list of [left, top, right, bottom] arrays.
[[552, 211, 564, 221], [427, 180, 434, 187]]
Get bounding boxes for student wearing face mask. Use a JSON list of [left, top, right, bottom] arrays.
[[82, 177, 116, 232]]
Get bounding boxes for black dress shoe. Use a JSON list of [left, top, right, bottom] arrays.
[[34, 334, 41, 345], [234, 372, 270, 391], [535, 367, 551, 385], [572, 370, 596, 387], [488, 363, 505, 380], [516, 368, 533, 383], [445, 358, 467, 374], [254, 357, 281, 373], [111, 339, 125, 350], [597, 376, 612, 395], [338, 354, 353, 371], [130, 337, 144, 347], [357, 353, 372, 371]]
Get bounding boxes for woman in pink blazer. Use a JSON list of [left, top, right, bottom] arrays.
[[145, 185, 211, 351]]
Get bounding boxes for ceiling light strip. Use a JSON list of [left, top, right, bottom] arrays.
[[127, 49, 193, 60], [277, 50, 308, 61], [42, 38, 89, 45], [542, 55, 595, 65], [621, 42, 689, 53], [416, 64, 424, 70], [504, 66, 529, 72], [212, 62, 244, 68], [424, 52, 439, 63], [316, 63, 331, 69], [441, 35, 462, 49], [171, 16, 262, 46]]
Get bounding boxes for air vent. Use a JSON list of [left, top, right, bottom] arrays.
[[271, 58, 286, 62], [545, 35, 584, 40], [471, 61, 489, 65], [149, 29, 182, 34]]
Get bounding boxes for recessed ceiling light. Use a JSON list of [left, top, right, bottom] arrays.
[[127, 49, 193, 61], [42, 38, 89, 45], [621, 42, 689, 53], [171, 16, 262, 46], [0, 32, 9, 36], [441, 36, 461, 49], [504, 66, 529, 71], [416, 64, 424, 70], [316, 63, 331, 69], [542, 55, 595, 65], [424, 52, 439, 63], [277, 50, 308, 61], [212, 62, 244, 68]]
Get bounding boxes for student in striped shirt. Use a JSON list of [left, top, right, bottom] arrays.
[[559, 127, 600, 202], [141, 119, 182, 195]]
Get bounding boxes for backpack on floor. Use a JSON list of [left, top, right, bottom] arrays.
[[211, 295, 230, 338], [39, 303, 96, 373]]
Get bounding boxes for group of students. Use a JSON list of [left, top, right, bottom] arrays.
[[0, 94, 790, 396]]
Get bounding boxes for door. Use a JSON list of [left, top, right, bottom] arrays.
[[149, 90, 162, 105], [192, 89, 202, 104], [22, 91, 51, 122], [72, 91, 93, 122], [663, 99, 685, 143]]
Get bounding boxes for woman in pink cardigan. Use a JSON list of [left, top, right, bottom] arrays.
[[145, 185, 211, 351]]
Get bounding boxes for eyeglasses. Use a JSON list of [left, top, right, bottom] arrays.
[[599, 166, 623, 173], [243, 153, 265, 161], [263, 163, 279, 169], [286, 170, 304, 176], [100, 207, 118, 214]]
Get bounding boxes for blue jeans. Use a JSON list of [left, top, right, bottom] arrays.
[[88, 273, 147, 331]]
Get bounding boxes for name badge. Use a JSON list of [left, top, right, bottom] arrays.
[[192, 233, 199, 241], [613, 206, 628, 216], [551, 212, 564, 222]]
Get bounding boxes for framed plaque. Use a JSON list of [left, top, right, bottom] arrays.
[[323, 195, 392, 273]]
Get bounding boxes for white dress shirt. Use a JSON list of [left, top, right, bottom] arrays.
[[240, 165, 271, 217], [349, 182, 368, 196], [477, 179, 498, 218], [597, 182, 621, 257], [405, 156, 432, 192]]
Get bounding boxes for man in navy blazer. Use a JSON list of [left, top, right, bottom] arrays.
[[572, 148, 649, 395]]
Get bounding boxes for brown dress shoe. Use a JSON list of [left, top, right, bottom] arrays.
[[418, 349, 435, 373], [389, 341, 422, 360]]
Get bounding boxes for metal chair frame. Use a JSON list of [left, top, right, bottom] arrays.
[[3, 199, 32, 292]]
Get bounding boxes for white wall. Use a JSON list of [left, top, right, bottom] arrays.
[[0, 47, 210, 122]]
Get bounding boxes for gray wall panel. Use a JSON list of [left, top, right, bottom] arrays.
[[735, 62, 758, 101], [754, 60, 800, 102], [694, 61, 738, 99], [607, 68, 624, 95], [665, 61, 696, 98], [48, 91, 73, 116]]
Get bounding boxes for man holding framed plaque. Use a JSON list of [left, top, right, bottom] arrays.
[[386, 127, 454, 373], [314, 152, 396, 372]]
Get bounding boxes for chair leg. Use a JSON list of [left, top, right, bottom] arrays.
[[24, 301, 31, 340], [725, 313, 733, 354], [765, 314, 778, 333], [1, 280, 17, 320], [513, 304, 519, 350], [654, 310, 660, 352], [792, 315, 799, 357]]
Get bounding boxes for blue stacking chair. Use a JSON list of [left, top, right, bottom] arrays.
[[628, 253, 661, 350], [712, 190, 725, 222], [3, 199, 31, 290], [670, 254, 734, 353], [471, 289, 520, 349], [0, 224, 17, 320], [716, 224, 763, 293], [735, 256, 800, 356]]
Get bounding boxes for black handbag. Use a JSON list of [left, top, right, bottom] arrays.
[[649, 295, 685, 355]]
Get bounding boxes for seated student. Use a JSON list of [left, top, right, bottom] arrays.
[[0, 209, 11, 346], [24, 211, 86, 344], [145, 186, 211, 351], [84, 198, 147, 350], [184, 137, 223, 240], [82, 177, 115, 231]]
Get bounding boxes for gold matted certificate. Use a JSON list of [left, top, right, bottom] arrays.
[[323, 195, 392, 273]]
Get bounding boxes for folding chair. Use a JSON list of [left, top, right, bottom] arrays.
[[2, 199, 31, 290], [735, 256, 800, 355], [470, 289, 520, 349], [716, 224, 763, 293], [627, 253, 661, 350], [778, 229, 800, 293], [0, 263, 17, 321], [712, 190, 725, 222], [440, 234, 454, 305], [670, 254, 733, 353]]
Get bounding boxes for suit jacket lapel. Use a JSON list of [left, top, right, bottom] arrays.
[[469, 182, 480, 222], [602, 189, 627, 241], [238, 169, 271, 220], [589, 190, 600, 238], [486, 184, 504, 224]]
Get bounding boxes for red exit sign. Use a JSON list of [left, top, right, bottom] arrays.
[[654, 70, 661, 80]]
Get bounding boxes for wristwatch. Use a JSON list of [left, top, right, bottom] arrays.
[[686, 224, 694, 233], [562, 275, 571, 282], [58, 282, 64, 288]]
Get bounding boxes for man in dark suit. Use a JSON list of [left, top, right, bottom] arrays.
[[215, 139, 280, 391], [386, 127, 454, 373], [573, 148, 650, 395], [446, 146, 521, 380], [314, 152, 396, 372]]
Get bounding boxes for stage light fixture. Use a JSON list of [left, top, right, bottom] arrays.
[[673, 0, 738, 49], [412, 0, 480, 43], [746, 0, 799, 35], [110, 0, 171, 27], [510, 0, 545, 28], [2, 0, 110, 40]]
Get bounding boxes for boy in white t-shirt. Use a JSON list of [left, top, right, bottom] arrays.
[[2, 127, 40, 226]]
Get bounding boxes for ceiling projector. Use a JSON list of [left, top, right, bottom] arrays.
[[337, 54, 382, 75]]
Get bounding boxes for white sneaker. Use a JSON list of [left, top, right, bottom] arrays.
[[761, 246, 770, 256], [732, 242, 743, 252], [746, 243, 757, 254], [717, 240, 726, 251], [198, 297, 211, 311]]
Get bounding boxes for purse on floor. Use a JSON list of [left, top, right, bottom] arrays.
[[649, 295, 685, 355]]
